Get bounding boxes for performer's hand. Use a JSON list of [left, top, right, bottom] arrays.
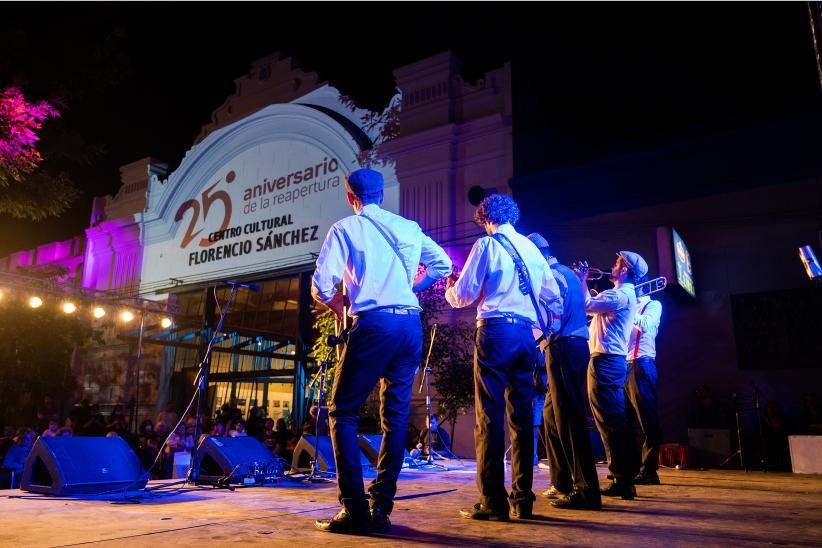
[[574, 260, 589, 282], [445, 273, 458, 289], [326, 291, 349, 321]]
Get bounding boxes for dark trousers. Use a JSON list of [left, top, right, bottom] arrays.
[[328, 312, 422, 515], [543, 337, 600, 497], [625, 357, 662, 476], [588, 353, 632, 484], [474, 322, 537, 511]]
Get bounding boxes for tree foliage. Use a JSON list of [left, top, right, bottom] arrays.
[[417, 268, 475, 430], [0, 87, 82, 220], [0, 293, 101, 426]]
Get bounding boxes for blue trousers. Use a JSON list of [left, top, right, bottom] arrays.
[[473, 322, 537, 511], [625, 357, 662, 476], [544, 337, 600, 497], [588, 353, 632, 484], [328, 311, 422, 515]]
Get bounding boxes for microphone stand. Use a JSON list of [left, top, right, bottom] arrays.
[[304, 360, 334, 483], [412, 323, 448, 471], [720, 393, 746, 470], [188, 284, 239, 485], [752, 383, 767, 471]]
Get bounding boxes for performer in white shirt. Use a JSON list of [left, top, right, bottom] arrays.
[[312, 168, 451, 535], [577, 251, 646, 500], [625, 281, 663, 485], [446, 194, 560, 521]]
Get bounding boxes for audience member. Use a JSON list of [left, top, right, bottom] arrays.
[[41, 420, 60, 438], [36, 395, 60, 434], [156, 402, 179, 431], [1, 428, 35, 488]]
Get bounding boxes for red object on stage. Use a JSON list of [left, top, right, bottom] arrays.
[[658, 444, 689, 469]]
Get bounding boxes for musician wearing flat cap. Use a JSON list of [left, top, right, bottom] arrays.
[[625, 277, 663, 485], [577, 250, 647, 500], [527, 233, 602, 511], [311, 168, 451, 535]]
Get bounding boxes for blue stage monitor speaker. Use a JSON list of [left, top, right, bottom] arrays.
[[357, 434, 411, 465], [193, 435, 274, 483], [21, 436, 147, 496]]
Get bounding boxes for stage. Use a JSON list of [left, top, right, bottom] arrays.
[[1, 461, 821, 547]]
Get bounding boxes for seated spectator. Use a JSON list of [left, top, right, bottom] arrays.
[[136, 420, 158, 476], [260, 419, 276, 452], [83, 404, 107, 436], [155, 420, 170, 442], [156, 403, 179, 433], [36, 395, 60, 434], [210, 421, 226, 437], [68, 397, 92, 435], [413, 415, 453, 459], [1, 428, 35, 488], [55, 426, 73, 437], [41, 420, 60, 438], [233, 420, 248, 437]]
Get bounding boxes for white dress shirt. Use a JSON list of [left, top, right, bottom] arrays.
[[627, 296, 662, 360], [311, 203, 452, 316], [445, 223, 561, 322], [585, 282, 637, 356]]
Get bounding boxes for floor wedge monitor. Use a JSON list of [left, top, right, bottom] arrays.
[[21, 436, 147, 496]]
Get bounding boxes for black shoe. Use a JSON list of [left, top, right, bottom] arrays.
[[510, 501, 533, 519], [315, 509, 373, 535], [550, 490, 602, 511], [459, 503, 510, 522], [541, 486, 569, 499], [370, 507, 391, 534], [600, 481, 636, 500], [634, 472, 661, 485]]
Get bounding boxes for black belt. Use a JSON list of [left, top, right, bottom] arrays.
[[477, 316, 533, 328], [357, 307, 420, 317]]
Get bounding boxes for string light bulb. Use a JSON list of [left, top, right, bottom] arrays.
[[63, 302, 77, 314], [160, 317, 172, 329], [29, 296, 43, 308], [121, 310, 135, 322], [93, 307, 106, 319]]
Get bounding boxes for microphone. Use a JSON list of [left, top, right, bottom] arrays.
[[224, 281, 261, 292]]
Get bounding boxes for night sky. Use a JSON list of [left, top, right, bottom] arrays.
[[1, 2, 819, 257]]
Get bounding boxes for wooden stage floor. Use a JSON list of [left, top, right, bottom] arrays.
[[1, 460, 821, 547]]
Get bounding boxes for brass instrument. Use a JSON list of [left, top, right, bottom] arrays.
[[570, 262, 611, 281]]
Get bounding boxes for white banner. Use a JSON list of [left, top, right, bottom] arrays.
[[140, 140, 351, 291]]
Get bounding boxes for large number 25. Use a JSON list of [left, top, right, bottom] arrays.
[[175, 181, 233, 248]]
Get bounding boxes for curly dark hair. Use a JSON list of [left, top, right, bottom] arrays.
[[474, 194, 520, 226]]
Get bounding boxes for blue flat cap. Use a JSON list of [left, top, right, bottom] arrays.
[[526, 232, 550, 251], [345, 168, 384, 196], [618, 250, 648, 279]]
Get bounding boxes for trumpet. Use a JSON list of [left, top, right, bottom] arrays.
[[570, 262, 611, 280]]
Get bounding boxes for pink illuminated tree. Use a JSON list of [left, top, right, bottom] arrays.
[[0, 87, 79, 220]]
